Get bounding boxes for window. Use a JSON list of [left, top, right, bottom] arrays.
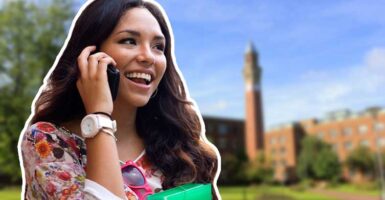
[[358, 125, 368, 135], [280, 147, 286, 156], [344, 141, 352, 150], [332, 143, 338, 152], [272, 160, 277, 168], [280, 159, 286, 167], [280, 136, 286, 144], [317, 131, 324, 139], [218, 137, 227, 148], [377, 138, 385, 147], [343, 127, 352, 136], [218, 124, 228, 135], [329, 130, 338, 138], [271, 148, 276, 155], [360, 140, 369, 147], [375, 122, 385, 132], [270, 138, 276, 145], [206, 124, 213, 133]]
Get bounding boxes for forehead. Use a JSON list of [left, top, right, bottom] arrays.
[[113, 7, 163, 36]]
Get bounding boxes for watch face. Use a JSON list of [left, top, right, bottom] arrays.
[[81, 117, 96, 137]]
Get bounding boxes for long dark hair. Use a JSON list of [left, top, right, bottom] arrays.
[[31, 0, 219, 199]]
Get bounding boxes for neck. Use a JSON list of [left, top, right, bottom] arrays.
[[112, 99, 146, 161], [112, 98, 138, 141]]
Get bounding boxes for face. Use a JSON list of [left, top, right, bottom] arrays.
[[100, 7, 167, 108]]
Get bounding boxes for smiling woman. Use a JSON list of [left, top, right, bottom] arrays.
[[17, 0, 220, 200]]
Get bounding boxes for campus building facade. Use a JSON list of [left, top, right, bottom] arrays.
[[203, 42, 385, 182]]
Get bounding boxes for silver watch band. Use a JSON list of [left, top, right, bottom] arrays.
[[100, 128, 117, 141]]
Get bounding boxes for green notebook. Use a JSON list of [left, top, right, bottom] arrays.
[[147, 183, 212, 200]]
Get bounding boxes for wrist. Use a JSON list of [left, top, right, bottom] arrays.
[[80, 114, 117, 140], [92, 112, 112, 120], [85, 106, 112, 116]]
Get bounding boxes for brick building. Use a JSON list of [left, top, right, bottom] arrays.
[[203, 42, 385, 182], [265, 108, 385, 182], [203, 115, 244, 156]]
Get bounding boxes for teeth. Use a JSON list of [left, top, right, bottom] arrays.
[[125, 72, 152, 82]]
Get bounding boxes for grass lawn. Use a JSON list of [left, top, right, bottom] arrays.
[[327, 183, 380, 196], [0, 187, 21, 200], [219, 185, 338, 200]]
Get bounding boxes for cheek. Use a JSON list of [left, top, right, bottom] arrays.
[[157, 58, 167, 78], [113, 55, 130, 70]]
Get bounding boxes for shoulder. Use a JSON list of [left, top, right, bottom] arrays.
[[24, 121, 83, 144], [21, 121, 86, 165]]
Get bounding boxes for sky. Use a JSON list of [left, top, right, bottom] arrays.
[[58, 0, 385, 128]]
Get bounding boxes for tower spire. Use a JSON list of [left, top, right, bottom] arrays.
[[243, 41, 264, 161], [245, 41, 257, 54]]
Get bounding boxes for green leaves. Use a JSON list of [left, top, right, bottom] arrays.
[[297, 136, 341, 181], [0, 0, 73, 184], [345, 146, 375, 174]]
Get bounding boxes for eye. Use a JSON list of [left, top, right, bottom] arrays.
[[153, 43, 165, 52], [119, 38, 136, 45]]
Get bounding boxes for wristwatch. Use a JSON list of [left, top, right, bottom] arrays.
[[80, 114, 117, 139]]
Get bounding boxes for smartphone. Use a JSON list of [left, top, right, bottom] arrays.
[[107, 64, 120, 101]]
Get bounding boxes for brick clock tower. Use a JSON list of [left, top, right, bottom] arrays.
[[243, 42, 264, 161]]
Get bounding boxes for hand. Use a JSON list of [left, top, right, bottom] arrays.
[[76, 46, 117, 115]]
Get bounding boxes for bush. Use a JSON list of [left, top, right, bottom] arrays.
[[297, 136, 341, 182]]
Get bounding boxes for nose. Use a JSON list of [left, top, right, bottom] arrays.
[[136, 44, 155, 67]]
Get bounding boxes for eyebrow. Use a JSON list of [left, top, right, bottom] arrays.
[[116, 29, 165, 41]]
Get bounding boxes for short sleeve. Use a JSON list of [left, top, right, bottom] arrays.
[[20, 122, 86, 199]]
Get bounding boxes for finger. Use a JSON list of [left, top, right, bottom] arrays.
[[93, 52, 117, 66], [97, 57, 116, 77], [88, 52, 110, 77], [77, 46, 96, 79]]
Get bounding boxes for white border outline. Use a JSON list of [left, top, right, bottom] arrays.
[[17, 0, 222, 199]]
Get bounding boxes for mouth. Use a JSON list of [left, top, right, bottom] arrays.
[[124, 72, 153, 86]]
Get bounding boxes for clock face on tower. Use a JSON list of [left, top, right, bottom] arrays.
[[244, 66, 261, 84]]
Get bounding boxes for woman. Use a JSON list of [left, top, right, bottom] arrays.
[[18, 0, 220, 199]]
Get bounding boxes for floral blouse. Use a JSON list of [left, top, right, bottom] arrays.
[[20, 121, 164, 200]]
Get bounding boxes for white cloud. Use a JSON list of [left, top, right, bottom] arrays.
[[365, 48, 385, 71], [197, 99, 232, 115], [264, 47, 385, 128]]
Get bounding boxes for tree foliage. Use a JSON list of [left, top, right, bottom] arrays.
[[0, 0, 73, 184], [297, 136, 341, 181], [246, 152, 274, 184], [313, 147, 341, 180], [345, 146, 375, 174], [218, 153, 249, 185]]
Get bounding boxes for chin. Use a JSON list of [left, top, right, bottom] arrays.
[[126, 94, 151, 107]]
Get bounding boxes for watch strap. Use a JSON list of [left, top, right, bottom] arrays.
[[92, 112, 112, 120], [96, 114, 117, 132], [101, 128, 117, 141]]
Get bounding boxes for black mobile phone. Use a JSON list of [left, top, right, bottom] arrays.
[[107, 64, 120, 101], [92, 47, 120, 101]]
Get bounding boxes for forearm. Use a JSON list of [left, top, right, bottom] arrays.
[[85, 131, 125, 199]]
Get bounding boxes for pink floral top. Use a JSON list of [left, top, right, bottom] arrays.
[[20, 121, 164, 200]]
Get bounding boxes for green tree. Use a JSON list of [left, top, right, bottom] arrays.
[[345, 146, 375, 176], [297, 136, 341, 181], [246, 153, 273, 184], [313, 147, 341, 181], [218, 153, 248, 185], [0, 0, 73, 184]]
